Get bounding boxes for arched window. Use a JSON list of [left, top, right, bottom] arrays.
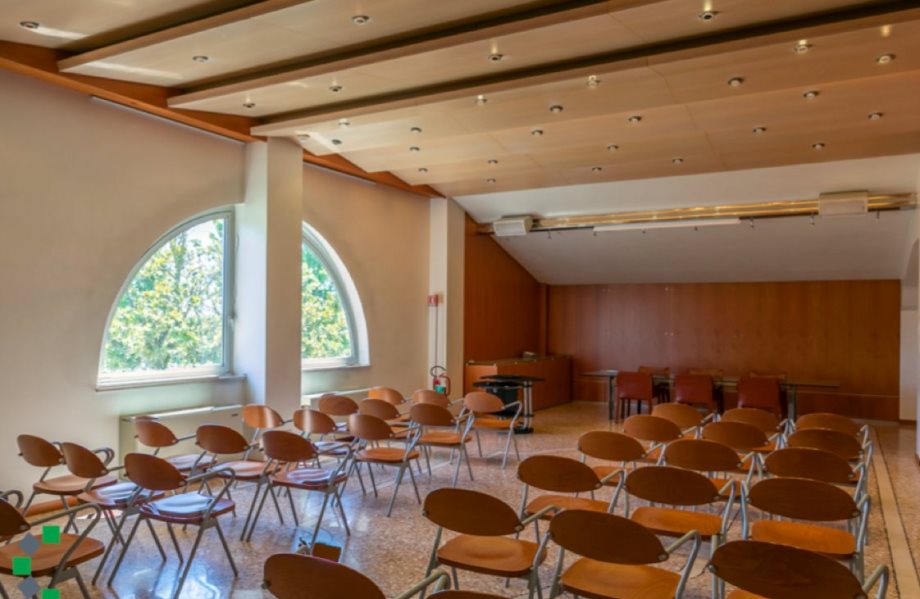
[[99, 211, 233, 384], [302, 222, 367, 369]]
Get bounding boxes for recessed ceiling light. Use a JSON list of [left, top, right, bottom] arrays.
[[18, 21, 40, 30], [486, 178, 497, 184], [487, 159, 499, 165], [297, 135, 310, 142], [351, 15, 371, 25], [672, 157, 684, 164], [876, 53, 895, 64], [586, 75, 600, 89], [338, 118, 350, 128], [752, 126, 767, 134], [531, 128, 544, 136], [192, 55, 209, 63], [329, 84, 343, 93], [242, 101, 256, 109], [418, 167, 428, 173], [549, 104, 564, 114], [410, 126, 422, 134], [488, 52, 505, 62], [793, 40, 812, 54], [627, 115, 642, 124], [331, 139, 343, 145], [607, 144, 619, 151], [475, 94, 488, 106], [802, 90, 820, 99], [812, 142, 825, 150], [880, 24, 892, 38], [409, 146, 420, 152], [698, 10, 718, 21], [868, 112, 884, 120], [727, 76, 745, 88], [591, 166, 603, 172]]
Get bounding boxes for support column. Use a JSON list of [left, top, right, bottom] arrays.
[[429, 197, 465, 399], [235, 138, 303, 416]]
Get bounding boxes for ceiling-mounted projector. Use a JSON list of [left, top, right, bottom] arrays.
[[818, 190, 869, 216], [492, 216, 534, 237]]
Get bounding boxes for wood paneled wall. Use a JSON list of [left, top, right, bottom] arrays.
[[463, 216, 542, 366], [547, 281, 901, 420]]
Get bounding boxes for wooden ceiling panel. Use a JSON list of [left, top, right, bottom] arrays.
[[340, 134, 513, 173], [527, 131, 716, 169], [391, 154, 544, 186]]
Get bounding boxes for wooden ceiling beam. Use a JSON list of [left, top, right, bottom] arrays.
[[251, 0, 920, 135], [167, 0, 658, 106], [0, 41, 439, 198]]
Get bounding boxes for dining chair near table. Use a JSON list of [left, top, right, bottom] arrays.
[[616, 371, 655, 419]]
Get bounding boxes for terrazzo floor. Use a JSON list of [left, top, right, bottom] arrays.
[[3, 402, 915, 598]]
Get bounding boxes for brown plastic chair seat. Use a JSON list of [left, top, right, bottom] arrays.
[[437, 535, 542, 577], [142, 493, 236, 523], [165, 453, 215, 472], [214, 460, 268, 480], [33, 473, 117, 496], [419, 431, 473, 446], [0, 533, 104, 577], [471, 417, 513, 430], [525, 494, 609, 518], [560, 557, 680, 599], [751, 520, 856, 559], [592, 464, 629, 485], [77, 481, 163, 508], [630, 506, 723, 538], [272, 467, 347, 490], [357, 447, 420, 463]]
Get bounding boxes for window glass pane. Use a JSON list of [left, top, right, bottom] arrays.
[[102, 218, 225, 375], [302, 241, 352, 360]]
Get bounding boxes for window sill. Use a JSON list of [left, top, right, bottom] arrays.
[[301, 363, 370, 374], [96, 373, 246, 392]]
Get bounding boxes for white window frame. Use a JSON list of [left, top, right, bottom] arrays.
[[301, 222, 369, 370], [97, 209, 235, 387]]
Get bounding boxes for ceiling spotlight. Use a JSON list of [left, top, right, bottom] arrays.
[[338, 118, 350, 128], [329, 84, 343, 93], [876, 53, 895, 64], [607, 144, 619, 151], [591, 166, 603, 172], [487, 159, 499, 165], [331, 139, 343, 145], [586, 75, 600, 88], [793, 40, 812, 54], [351, 15, 371, 25], [812, 142, 825, 150], [475, 94, 488, 106], [418, 167, 428, 173], [488, 52, 505, 62], [410, 126, 422, 134], [868, 112, 884, 120], [627, 115, 642, 124], [802, 89, 820, 100], [727, 76, 745, 88], [192, 55, 210, 63], [297, 135, 310, 142], [752, 126, 767, 134], [242, 101, 256, 109], [18, 20, 40, 30], [672, 157, 684, 164], [549, 104, 564, 114], [486, 178, 497, 184], [698, 10, 718, 21], [531, 128, 544, 136]]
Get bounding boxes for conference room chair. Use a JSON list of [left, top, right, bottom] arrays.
[[369, 385, 407, 406], [0, 490, 103, 599], [622, 414, 682, 463], [547, 509, 700, 599], [107, 453, 237, 599], [413, 388, 452, 408], [244, 430, 351, 547], [410, 402, 474, 486], [672, 373, 719, 415], [293, 407, 352, 463], [709, 540, 888, 599], [616, 371, 654, 419], [317, 394, 360, 434], [702, 421, 777, 456], [577, 430, 649, 489], [618, 465, 734, 598], [736, 376, 783, 417], [461, 391, 521, 469], [787, 427, 869, 463], [741, 476, 869, 582], [421, 488, 553, 599], [16, 434, 116, 519], [720, 407, 787, 437], [662, 439, 755, 500], [241, 404, 286, 459], [639, 365, 671, 403], [348, 413, 422, 517], [652, 402, 713, 438], [795, 412, 868, 444], [359, 398, 412, 436], [134, 417, 215, 474], [762, 447, 867, 498]]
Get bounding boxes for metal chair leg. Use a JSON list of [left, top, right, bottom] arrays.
[[407, 461, 422, 503], [74, 569, 92, 599], [386, 466, 406, 517], [240, 482, 265, 541], [367, 462, 379, 497], [244, 481, 274, 542], [512, 431, 521, 461], [501, 430, 514, 469], [214, 519, 238, 577], [286, 485, 299, 527], [107, 515, 144, 586], [167, 523, 185, 562], [145, 518, 167, 560], [451, 446, 463, 487], [308, 492, 331, 548], [475, 430, 483, 457], [334, 486, 350, 535], [173, 525, 205, 599]]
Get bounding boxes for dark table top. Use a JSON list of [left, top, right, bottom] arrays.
[[582, 369, 838, 389]]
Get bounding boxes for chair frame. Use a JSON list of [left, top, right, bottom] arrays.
[[411, 403, 476, 487], [348, 414, 423, 517], [460, 392, 522, 469]]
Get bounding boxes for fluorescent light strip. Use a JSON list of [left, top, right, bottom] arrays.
[[593, 217, 741, 233]]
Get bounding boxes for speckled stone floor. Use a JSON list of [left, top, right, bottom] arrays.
[[3, 402, 915, 598]]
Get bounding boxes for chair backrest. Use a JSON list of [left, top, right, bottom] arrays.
[[368, 386, 405, 406], [410, 403, 455, 427], [61, 442, 109, 480], [688, 367, 724, 378], [577, 431, 645, 463], [348, 414, 394, 442], [134, 418, 179, 448], [124, 453, 186, 491], [663, 439, 741, 473], [317, 394, 359, 416], [549, 509, 667, 565], [17, 434, 63, 468], [423, 488, 522, 536], [263, 553, 385, 599], [261, 430, 316, 464], [737, 376, 781, 414], [638, 365, 670, 376], [413, 389, 450, 408], [710, 541, 867, 599], [517, 455, 601, 493], [701, 421, 769, 451], [763, 448, 855, 484], [748, 477, 859, 522], [293, 408, 338, 435], [672, 374, 714, 408], [463, 392, 505, 414], [721, 407, 781, 434], [359, 398, 401, 421], [626, 466, 721, 506], [242, 405, 284, 430], [796, 412, 861, 437], [652, 402, 703, 429], [196, 424, 249, 455], [0, 497, 30, 539], [616, 371, 653, 401], [623, 415, 681, 443], [787, 428, 863, 461]]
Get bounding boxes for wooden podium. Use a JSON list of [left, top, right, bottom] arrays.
[[464, 355, 571, 411]]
